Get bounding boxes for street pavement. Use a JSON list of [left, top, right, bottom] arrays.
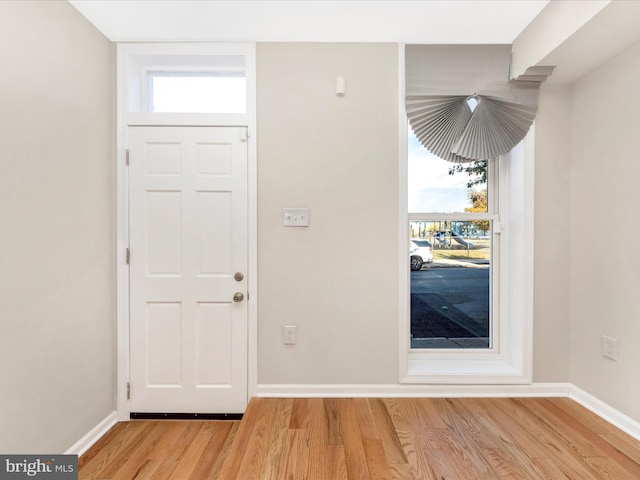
[[410, 265, 490, 348]]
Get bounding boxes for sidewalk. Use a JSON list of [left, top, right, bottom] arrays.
[[424, 258, 490, 269]]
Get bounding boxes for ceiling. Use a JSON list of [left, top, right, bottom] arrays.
[[68, 0, 550, 44]]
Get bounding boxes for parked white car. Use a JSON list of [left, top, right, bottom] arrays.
[[410, 239, 434, 271]]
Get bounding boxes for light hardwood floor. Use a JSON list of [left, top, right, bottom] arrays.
[[79, 397, 640, 479]]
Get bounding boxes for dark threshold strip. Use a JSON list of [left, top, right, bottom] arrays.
[[130, 412, 243, 420]]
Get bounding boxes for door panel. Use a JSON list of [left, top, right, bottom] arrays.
[[197, 192, 233, 274], [146, 302, 182, 385], [129, 126, 248, 413], [146, 191, 182, 275]]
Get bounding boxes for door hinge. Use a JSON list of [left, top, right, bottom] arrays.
[[126, 149, 130, 166], [126, 382, 131, 400], [126, 248, 130, 265]]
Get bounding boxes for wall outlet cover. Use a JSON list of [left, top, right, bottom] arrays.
[[602, 335, 618, 361], [283, 208, 309, 227]]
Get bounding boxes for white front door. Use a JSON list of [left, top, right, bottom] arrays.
[[128, 126, 248, 413]]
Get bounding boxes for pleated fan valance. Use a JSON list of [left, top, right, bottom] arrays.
[[405, 45, 554, 163]]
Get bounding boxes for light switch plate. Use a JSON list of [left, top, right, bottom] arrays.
[[284, 208, 309, 227]]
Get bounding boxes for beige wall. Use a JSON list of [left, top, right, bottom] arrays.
[[0, 1, 115, 452], [257, 43, 399, 384], [532, 84, 572, 382], [569, 40, 640, 421]]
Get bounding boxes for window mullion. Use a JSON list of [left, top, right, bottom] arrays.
[[409, 212, 499, 222]]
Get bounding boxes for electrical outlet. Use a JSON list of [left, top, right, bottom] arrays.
[[602, 335, 618, 361], [283, 325, 296, 345], [283, 208, 309, 227]]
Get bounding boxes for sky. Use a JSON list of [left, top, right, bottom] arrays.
[[408, 129, 479, 213], [151, 75, 247, 113]]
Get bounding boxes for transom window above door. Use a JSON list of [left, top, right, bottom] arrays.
[[123, 49, 249, 115], [147, 71, 246, 114]]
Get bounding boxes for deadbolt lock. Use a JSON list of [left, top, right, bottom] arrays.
[[234, 272, 244, 282]]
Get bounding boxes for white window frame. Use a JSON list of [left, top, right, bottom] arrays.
[[398, 44, 534, 384], [115, 43, 258, 420]]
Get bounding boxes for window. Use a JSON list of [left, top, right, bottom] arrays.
[[399, 45, 534, 384], [123, 49, 249, 116], [408, 129, 497, 350], [148, 72, 246, 113]]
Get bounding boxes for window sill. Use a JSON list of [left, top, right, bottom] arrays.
[[401, 350, 531, 384]]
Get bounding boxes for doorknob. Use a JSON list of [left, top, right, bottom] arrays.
[[233, 292, 244, 302]]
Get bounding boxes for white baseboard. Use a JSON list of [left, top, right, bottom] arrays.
[[256, 382, 572, 398], [65, 411, 118, 457], [569, 385, 640, 441]]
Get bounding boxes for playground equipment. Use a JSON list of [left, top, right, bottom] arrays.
[[450, 230, 473, 247], [430, 230, 473, 248]]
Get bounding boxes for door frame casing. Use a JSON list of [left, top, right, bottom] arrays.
[[116, 43, 258, 421]]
